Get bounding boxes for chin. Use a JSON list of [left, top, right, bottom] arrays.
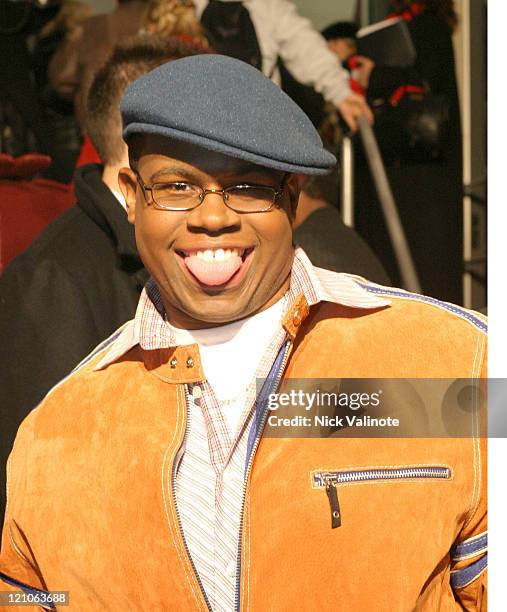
[[186, 290, 262, 323], [188, 303, 250, 325]]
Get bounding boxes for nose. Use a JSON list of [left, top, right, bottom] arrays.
[[186, 191, 241, 235]]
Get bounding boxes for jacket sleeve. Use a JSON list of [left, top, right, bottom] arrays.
[[449, 347, 487, 611], [267, 0, 352, 106], [0, 257, 99, 526], [0, 416, 50, 611]]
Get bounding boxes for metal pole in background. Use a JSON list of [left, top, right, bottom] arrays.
[[341, 135, 354, 228], [357, 115, 422, 294], [359, 0, 370, 27]]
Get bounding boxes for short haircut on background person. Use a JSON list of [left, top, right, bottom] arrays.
[[321, 21, 358, 62], [85, 34, 209, 166], [321, 21, 359, 42]]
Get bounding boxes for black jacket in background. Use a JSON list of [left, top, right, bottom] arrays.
[[0, 164, 148, 521], [294, 206, 390, 285]]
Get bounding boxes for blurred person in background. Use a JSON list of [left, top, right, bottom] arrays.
[[48, 0, 150, 129], [0, 0, 61, 159], [0, 0, 89, 181], [317, 21, 364, 140], [351, 0, 463, 304], [0, 34, 204, 526], [48, 0, 209, 169], [192, 0, 372, 131], [295, 171, 390, 284]]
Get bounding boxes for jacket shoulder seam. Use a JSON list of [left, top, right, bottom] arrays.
[[354, 281, 487, 334]]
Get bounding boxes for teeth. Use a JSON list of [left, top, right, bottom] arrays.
[[191, 248, 244, 262]]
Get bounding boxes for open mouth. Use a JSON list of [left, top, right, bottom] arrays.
[[176, 247, 254, 287]]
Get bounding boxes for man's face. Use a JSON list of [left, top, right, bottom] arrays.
[[327, 38, 357, 62], [119, 136, 300, 329]]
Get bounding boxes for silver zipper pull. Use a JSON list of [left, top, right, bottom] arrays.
[[325, 482, 341, 529]]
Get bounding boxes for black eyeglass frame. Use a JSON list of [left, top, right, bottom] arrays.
[[134, 171, 288, 213]]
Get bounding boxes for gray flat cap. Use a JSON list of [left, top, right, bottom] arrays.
[[121, 54, 336, 175]]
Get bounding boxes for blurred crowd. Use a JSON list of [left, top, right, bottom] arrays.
[[0, 0, 465, 517]]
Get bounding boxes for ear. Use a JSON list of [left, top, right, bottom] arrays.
[[118, 167, 137, 225], [286, 173, 303, 224]]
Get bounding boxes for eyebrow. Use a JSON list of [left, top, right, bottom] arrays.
[[149, 166, 198, 183]]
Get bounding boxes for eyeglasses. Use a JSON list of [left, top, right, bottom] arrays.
[[134, 172, 287, 213]]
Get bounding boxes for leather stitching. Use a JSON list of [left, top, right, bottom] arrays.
[[246, 492, 251, 612], [8, 525, 31, 566], [463, 334, 486, 530], [161, 384, 204, 609]]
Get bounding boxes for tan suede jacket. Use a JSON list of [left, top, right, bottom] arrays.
[[0, 289, 487, 611]]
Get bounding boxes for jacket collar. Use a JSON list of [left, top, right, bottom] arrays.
[[74, 163, 141, 262], [94, 248, 389, 374]]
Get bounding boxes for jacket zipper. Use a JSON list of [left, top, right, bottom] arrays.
[[234, 339, 292, 612], [170, 385, 213, 611], [314, 466, 452, 529], [325, 483, 341, 528]]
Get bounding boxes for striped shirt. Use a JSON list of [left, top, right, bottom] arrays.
[[95, 247, 389, 610]]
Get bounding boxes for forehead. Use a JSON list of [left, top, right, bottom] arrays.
[[131, 134, 282, 180]]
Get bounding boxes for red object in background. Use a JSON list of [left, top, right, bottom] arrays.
[[75, 134, 101, 168], [346, 55, 367, 97], [389, 84, 426, 105], [387, 1, 426, 22], [0, 154, 52, 179], [0, 154, 75, 272]]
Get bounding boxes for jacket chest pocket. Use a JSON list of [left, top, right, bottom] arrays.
[[312, 466, 452, 529]]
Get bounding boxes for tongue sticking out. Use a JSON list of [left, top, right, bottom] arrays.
[[184, 254, 243, 286]]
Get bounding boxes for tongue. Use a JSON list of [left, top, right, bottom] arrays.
[[185, 254, 243, 286]]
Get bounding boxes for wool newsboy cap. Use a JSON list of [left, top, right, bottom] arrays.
[[121, 54, 336, 175]]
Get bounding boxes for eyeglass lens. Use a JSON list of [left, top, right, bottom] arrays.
[[152, 183, 277, 212]]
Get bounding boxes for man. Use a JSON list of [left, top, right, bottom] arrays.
[[0, 35, 203, 523], [294, 172, 390, 283], [0, 55, 486, 610]]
